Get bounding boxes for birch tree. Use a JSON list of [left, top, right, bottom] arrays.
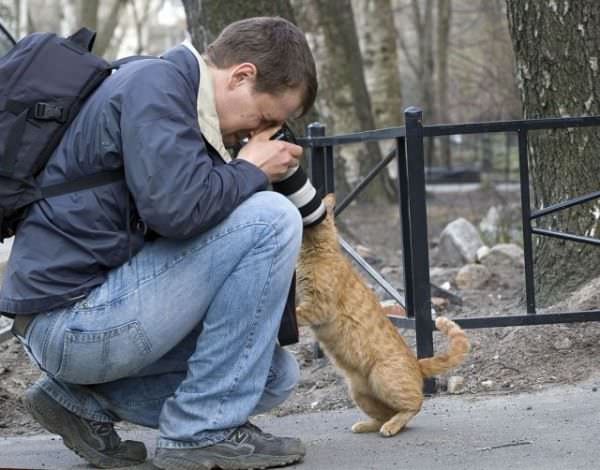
[[436, 0, 451, 167], [293, 0, 387, 200], [353, 0, 404, 184]]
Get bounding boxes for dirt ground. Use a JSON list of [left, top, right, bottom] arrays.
[[2, 185, 600, 436]]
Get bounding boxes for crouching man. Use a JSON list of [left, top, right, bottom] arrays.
[[0, 16, 317, 470]]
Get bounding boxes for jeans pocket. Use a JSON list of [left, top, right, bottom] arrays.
[[55, 320, 152, 384]]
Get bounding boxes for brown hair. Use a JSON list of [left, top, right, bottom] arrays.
[[206, 17, 317, 116]]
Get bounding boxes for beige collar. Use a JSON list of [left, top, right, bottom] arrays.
[[182, 40, 231, 162]]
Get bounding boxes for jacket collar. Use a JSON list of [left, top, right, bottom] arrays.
[[164, 41, 231, 162]]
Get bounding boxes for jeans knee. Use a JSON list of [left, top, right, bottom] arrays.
[[249, 192, 303, 250]]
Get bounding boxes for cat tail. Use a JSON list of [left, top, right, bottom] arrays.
[[418, 317, 470, 378]]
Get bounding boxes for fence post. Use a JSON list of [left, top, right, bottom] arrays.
[[404, 107, 435, 393], [307, 122, 326, 190], [517, 129, 536, 313], [324, 146, 335, 194], [396, 137, 414, 317], [306, 122, 327, 359]]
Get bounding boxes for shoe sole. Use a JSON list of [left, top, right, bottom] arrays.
[[153, 452, 304, 470], [25, 387, 145, 469]]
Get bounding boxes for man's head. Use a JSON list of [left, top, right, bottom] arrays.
[[206, 17, 318, 146]]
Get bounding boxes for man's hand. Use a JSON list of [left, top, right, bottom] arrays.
[[237, 126, 303, 182]]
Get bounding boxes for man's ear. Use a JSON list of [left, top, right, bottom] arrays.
[[228, 62, 257, 89]]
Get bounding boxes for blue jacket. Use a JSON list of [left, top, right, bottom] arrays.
[[0, 45, 268, 314]]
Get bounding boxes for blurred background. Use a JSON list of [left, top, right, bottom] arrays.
[[0, 0, 522, 190], [2, 0, 600, 302]]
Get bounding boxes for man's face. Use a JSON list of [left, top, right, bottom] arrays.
[[213, 63, 304, 147]]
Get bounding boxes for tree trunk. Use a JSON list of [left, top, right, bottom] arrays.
[[21, 0, 60, 34], [293, 0, 387, 201], [183, 0, 296, 44], [181, 0, 209, 52], [94, 0, 127, 56], [15, 0, 29, 36], [352, 0, 404, 190], [78, 0, 98, 32], [410, 0, 435, 166], [436, 0, 451, 168], [506, 0, 600, 305]]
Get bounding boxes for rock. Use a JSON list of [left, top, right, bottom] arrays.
[[0, 315, 11, 330], [380, 300, 406, 317], [558, 276, 600, 312], [447, 376, 465, 394], [455, 264, 491, 290], [481, 379, 495, 389], [479, 243, 525, 270], [436, 218, 485, 267], [355, 244, 373, 258], [476, 245, 491, 262], [380, 265, 400, 276], [429, 267, 459, 285], [553, 338, 572, 350], [431, 297, 449, 310]]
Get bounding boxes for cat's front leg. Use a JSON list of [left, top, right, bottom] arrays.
[[296, 303, 323, 326]]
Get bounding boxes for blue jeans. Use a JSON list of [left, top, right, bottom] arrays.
[[18, 191, 302, 449]]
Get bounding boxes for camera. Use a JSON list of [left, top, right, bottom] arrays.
[[269, 124, 326, 346], [269, 123, 297, 144], [270, 124, 326, 227]]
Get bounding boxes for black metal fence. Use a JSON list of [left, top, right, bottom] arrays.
[[299, 107, 600, 391]]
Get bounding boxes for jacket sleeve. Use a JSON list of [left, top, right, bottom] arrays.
[[119, 60, 269, 239]]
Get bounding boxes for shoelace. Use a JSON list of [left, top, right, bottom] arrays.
[[243, 422, 274, 439], [90, 421, 117, 438]]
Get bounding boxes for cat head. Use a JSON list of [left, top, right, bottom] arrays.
[[302, 193, 338, 243], [315, 193, 336, 228]]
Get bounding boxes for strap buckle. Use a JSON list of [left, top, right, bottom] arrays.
[[33, 102, 66, 122]]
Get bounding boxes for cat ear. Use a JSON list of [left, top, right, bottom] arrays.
[[323, 193, 336, 212]]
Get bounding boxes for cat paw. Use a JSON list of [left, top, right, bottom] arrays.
[[379, 422, 402, 437], [352, 420, 381, 433], [435, 316, 452, 333]]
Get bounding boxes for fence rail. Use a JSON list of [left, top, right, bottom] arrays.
[[302, 107, 600, 392]]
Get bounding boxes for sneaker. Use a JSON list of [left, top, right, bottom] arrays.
[[24, 383, 147, 468], [152, 422, 305, 470]]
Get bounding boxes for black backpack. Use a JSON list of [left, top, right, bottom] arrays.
[[0, 28, 136, 242]]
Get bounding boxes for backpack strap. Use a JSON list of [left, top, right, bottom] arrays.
[[40, 168, 125, 199], [110, 55, 156, 70]]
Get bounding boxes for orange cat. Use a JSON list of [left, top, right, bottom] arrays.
[[296, 194, 470, 437]]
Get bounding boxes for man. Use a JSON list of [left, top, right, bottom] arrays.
[[0, 17, 317, 470]]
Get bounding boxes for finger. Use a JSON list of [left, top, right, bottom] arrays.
[[251, 125, 283, 141], [284, 142, 303, 158]]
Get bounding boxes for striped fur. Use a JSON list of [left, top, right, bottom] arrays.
[[296, 194, 470, 437]]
